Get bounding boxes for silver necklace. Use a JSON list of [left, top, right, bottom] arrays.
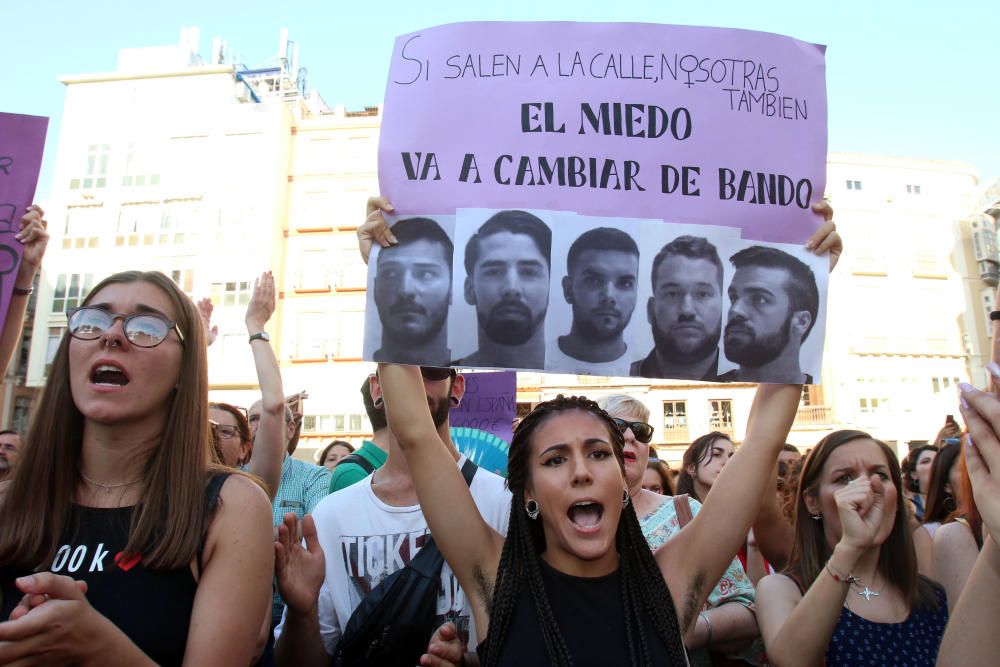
[[852, 579, 881, 601], [80, 470, 142, 494]]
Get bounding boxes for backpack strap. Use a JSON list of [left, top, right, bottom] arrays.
[[340, 452, 375, 476], [460, 458, 478, 487], [673, 493, 694, 529]]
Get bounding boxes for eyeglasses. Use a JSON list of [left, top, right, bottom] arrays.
[[212, 424, 239, 439], [67, 307, 184, 348], [420, 366, 456, 382], [612, 418, 654, 444]]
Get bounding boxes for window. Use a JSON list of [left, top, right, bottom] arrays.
[[51, 274, 94, 313], [210, 281, 252, 308], [45, 326, 65, 375], [709, 400, 734, 433], [171, 269, 195, 294], [906, 184, 921, 195], [62, 207, 103, 249], [12, 396, 32, 434], [295, 312, 328, 359], [337, 247, 368, 289], [296, 250, 331, 290], [662, 401, 688, 442], [846, 180, 862, 191], [122, 142, 161, 187], [70, 144, 110, 190], [116, 205, 163, 246], [302, 413, 365, 434], [335, 311, 365, 358]]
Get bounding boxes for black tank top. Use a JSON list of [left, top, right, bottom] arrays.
[[0, 473, 229, 666], [477, 559, 684, 666]]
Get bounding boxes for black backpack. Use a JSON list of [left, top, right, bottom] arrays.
[[333, 459, 478, 667]]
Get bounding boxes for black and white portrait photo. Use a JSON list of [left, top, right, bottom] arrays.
[[545, 216, 641, 376], [718, 243, 826, 384], [450, 209, 553, 370], [363, 214, 455, 366]]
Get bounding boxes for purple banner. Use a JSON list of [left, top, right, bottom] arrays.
[[0, 113, 48, 333], [449, 370, 516, 444], [380, 22, 828, 243]]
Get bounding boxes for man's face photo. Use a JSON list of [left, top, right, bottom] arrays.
[[649, 255, 722, 362], [374, 238, 451, 345], [466, 231, 549, 346], [724, 265, 796, 367], [563, 248, 638, 342]]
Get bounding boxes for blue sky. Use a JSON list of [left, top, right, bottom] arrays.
[[5, 0, 998, 199]]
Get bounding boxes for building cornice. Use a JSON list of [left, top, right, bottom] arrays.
[[59, 65, 235, 86]]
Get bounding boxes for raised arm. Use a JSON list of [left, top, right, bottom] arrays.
[[751, 463, 794, 570], [377, 364, 504, 623], [0, 206, 48, 376], [940, 382, 1000, 664], [656, 383, 801, 629], [245, 271, 284, 499]]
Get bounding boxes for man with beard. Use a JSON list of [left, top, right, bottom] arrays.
[[455, 210, 551, 369], [718, 245, 818, 383], [548, 227, 639, 375], [274, 366, 511, 665], [0, 430, 19, 482], [372, 217, 453, 366], [631, 236, 724, 380]]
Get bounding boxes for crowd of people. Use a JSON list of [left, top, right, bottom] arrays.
[[0, 199, 996, 666]]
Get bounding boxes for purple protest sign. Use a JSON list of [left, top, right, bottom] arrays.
[[449, 371, 516, 476], [380, 22, 827, 243], [0, 113, 48, 333]]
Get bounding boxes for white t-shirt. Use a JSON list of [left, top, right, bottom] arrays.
[[274, 455, 511, 655], [544, 340, 632, 377]]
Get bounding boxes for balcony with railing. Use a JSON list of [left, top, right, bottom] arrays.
[[794, 405, 834, 427]]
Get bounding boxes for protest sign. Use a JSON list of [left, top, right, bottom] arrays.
[[0, 113, 48, 334], [368, 22, 829, 383], [449, 370, 516, 476]]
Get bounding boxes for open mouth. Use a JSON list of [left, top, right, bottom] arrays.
[[567, 500, 604, 529], [91, 364, 130, 387]]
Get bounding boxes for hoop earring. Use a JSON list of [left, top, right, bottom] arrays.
[[449, 396, 460, 407], [525, 499, 540, 520], [623, 489, 630, 508], [373, 397, 384, 409], [810, 513, 822, 521]]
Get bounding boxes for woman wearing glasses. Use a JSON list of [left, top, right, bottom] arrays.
[[0, 270, 274, 665], [599, 395, 761, 666]]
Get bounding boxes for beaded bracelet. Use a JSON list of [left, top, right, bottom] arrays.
[[826, 561, 859, 585]]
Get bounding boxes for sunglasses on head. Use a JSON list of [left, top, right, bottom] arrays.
[[420, 366, 456, 382], [612, 418, 654, 444]]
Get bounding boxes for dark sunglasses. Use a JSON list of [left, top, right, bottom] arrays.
[[67, 306, 184, 348], [420, 366, 456, 381], [612, 418, 654, 444]]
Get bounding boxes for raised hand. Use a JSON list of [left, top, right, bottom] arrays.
[[197, 297, 219, 346], [357, 196, 397, 264], [246, 271, 276, 333], [958, 383, 1000, 545], [15, 205, 49, 280], [805, 200, 842, 271], [275, 513, 326, 615], [834, 475, 886, 551]]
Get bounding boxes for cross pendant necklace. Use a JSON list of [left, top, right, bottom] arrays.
[[857, 585, 880, 601]]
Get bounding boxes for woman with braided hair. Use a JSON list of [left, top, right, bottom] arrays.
[[378, 363, 803, 666]]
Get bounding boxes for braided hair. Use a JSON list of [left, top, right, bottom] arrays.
[[483, 395, 689, 667]]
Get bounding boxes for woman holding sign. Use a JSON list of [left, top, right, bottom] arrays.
[[365, 196, 838, 666]]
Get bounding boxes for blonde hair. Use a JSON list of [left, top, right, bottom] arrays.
[[597, 394, 650, 423]]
